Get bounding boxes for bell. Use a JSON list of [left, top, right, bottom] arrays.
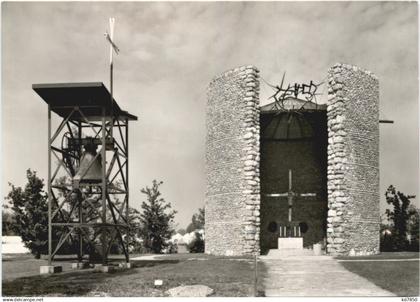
[[70, 189, 82, 202], [74, 143, 102, 183]]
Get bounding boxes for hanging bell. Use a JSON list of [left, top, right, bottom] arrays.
[[73, 143, 103, 183]]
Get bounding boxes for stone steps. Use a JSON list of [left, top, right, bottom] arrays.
[[263, 248, 323, 259]]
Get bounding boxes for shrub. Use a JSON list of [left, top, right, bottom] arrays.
[[186, 208, 204, 233], [187, 231, 204, 253], [380, 229, 395, 252], [165, 242, 178, 254], [381, 185, 418, 252], [408, 206, 419, 252], [5, 170, 49, 258]]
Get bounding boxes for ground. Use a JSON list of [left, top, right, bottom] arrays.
[[2, 252, 419, 297], [260, 252, 419, 297], [2, 253, 264, 297], [337, 252, 419, 297]]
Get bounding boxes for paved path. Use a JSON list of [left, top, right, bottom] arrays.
[[260, 255, 395, 296]]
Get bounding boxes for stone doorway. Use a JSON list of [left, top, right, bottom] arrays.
[[259, 99, 328, 253]]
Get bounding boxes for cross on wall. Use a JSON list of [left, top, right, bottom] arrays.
[[264, 169, 316, 237]]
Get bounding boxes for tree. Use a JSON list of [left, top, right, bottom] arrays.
[[138, 180, 177, 253], [187, 231, 205, 253], [185, 208, 205, 253], [186, 207, 205, 233], [177, 228, 186, 235], [408, 205, 419, 251], [2, 211, 16, 235], [125, 206, 142, 253], [5, 169, 48, 258], [385, 185, 416, 251]]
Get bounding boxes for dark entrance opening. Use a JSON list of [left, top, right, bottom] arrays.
[[259, 98, 328, 253]]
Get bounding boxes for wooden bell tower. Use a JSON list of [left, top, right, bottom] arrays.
[[33, 82, 137, 271]]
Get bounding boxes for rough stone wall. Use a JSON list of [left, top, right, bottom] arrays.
[[205, 65, 260, 256], [326, 63, 380, 256]]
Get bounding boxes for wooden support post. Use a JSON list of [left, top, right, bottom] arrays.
[[78, 197, 83, 262], [78, 120, 83, 261], [48, 104, 52, 266], [125, 119, 130, 263], [101, 107, 107, 265]]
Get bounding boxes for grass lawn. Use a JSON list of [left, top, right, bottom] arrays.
[[2, 253, 266, 297], [338, 252, 419, 297], [2, 254, 75, 281], [336, 252, 420, 261]]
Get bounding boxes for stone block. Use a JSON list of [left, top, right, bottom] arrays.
[[328, 209, 337, 217], [278, 238, 303, 250], [327, 227, 333, 233], [71, 262, 89, 269], [166, 285, 214, 297], [40, 265, 62, 274], [334, 237, 345, 244], [118, 262, 132, 269], [94, 264, 116, 273]]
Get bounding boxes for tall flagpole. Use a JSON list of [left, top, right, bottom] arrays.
[[109, 17, 115, 137], [105, 17, 119, 136]]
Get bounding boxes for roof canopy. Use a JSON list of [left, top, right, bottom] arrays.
[[33, 82, 137, 121], [260, 97, 326, 114], [260, 97, 326, 140]]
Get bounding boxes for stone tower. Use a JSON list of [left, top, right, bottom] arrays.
[[205, 66, 261, 256]]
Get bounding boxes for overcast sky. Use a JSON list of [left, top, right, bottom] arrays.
[[2, 1, 418, 228]]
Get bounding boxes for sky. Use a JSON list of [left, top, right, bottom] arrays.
[[2, 1, 419, 229]]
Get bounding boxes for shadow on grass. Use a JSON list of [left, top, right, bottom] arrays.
[[3, 254, 264, 297], [2, 260, 179, 297], [131, 259, 180, 268], [3, 271, 108, 296]]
